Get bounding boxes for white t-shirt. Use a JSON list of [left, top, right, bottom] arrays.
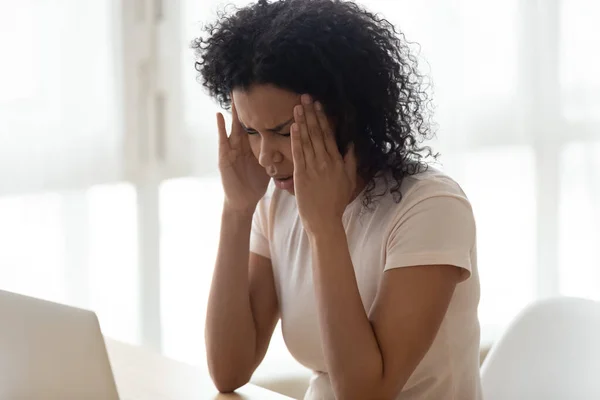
[[250, 167, 482, 400]]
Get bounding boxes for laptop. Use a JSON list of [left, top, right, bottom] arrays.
[[0, 288, 121, 399]]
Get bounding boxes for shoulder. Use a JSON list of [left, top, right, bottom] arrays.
[[367, 165, 473, 219], [398, 165, 471, 209], [373, 166, 477, 250], [379, 166, 477, 276]]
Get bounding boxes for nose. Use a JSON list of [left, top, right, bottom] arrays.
[[258, 135, 283, 171]]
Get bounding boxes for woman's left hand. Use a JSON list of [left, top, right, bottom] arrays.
[[291, 94, 357, 236]]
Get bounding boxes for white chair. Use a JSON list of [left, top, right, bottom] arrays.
[[481, 296, 600, 400]]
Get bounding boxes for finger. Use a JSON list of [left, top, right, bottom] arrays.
[[230, 97, 241, 132], [291, 122, 306, 172], [294, 104, 315, 163], [343, 143, 358, 185], [216, 112, 230, 151], [229, 98, 244, 149], [314, 101, 340, 160], [236, 127, 252, 154], [301, 95, 328, 161], [230, 97, 254, 154]]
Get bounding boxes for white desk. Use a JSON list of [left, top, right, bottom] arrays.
[[106, 339, 294, 400]]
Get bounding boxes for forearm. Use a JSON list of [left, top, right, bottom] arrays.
[[309, 221, 386, 399], [205, 208, 257, 389]]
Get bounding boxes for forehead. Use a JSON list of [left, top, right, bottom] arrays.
[[232, 84, 300, 129]]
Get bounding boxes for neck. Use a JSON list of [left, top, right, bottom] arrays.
[[350, 176, 368, 204]]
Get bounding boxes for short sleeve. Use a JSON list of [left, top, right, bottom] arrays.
[[250, 195, 271, 259], [384, 194, 476, 279]]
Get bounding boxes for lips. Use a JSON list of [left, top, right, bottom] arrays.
[[273, 175, 294, 191]]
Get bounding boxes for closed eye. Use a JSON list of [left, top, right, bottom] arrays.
[[241, 118, 293, 137], [243, 129, 290, 138]]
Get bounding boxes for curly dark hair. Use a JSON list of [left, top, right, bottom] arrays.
[[192, 0, 437, 206]]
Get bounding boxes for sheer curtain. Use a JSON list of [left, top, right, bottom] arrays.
[[0, 0, 124, 194], [0, 0, 139, 344]]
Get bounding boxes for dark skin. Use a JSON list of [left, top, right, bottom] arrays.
[[206, 84, 462, 399]]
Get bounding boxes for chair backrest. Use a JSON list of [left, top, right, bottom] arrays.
[[481, 297, 600, 400]]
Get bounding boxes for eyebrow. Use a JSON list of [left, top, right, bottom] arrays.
[[240, 118, 294, 133]]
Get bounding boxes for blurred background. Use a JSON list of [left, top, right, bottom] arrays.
[[1, 0, 599, 386]]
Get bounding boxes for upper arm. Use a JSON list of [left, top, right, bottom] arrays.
[[369, 193, 476, 396], [368, 265, 462, 397], [248, 252, 279, 369], [384, 194, 476, 280]]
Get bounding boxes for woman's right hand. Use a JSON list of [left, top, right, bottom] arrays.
[[217, 100, 270, 214]]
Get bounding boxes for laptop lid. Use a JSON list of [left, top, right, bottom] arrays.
[[0, 289, 120, 400]]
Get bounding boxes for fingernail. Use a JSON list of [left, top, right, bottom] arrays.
[[314, 101, 322, 111], [296, 105, 303, 116], [301, 94, 312, 104]]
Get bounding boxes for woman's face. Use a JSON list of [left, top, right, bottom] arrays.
[[233, 84, 335, 195]]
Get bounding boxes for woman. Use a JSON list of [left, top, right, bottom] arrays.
[[194, 0, 481, 399]]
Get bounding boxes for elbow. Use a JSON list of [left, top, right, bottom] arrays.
[[207, 358, 253, 393], [205, 339, 256, 392], [214, 379, 248, 394], [210, 370, 251, 393]]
